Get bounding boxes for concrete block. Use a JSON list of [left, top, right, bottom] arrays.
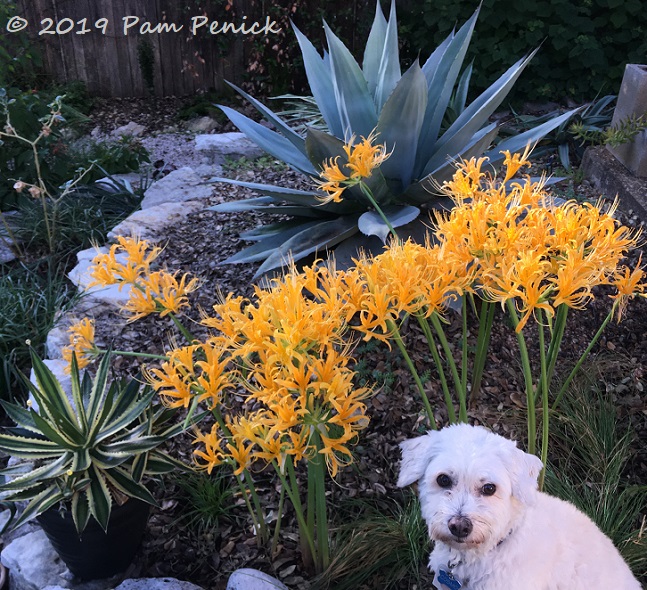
[[607, 64, 647, 177]]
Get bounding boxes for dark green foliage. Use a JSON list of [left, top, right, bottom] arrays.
[[397, 0, 647, 102], [0, 260, 75, 401], [13, 181, 143, 255], [137, 39, 156, 95], [315, 494, 431, 590], [546, 385, 647, 578], [0, 88, 148, 211], [171, 469, 234, 532], [0, 1, 44, 89]]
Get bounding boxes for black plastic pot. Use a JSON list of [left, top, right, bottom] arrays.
[[37, 498, 150, 580]]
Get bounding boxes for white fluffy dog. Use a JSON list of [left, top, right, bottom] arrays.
[[397, 424, 642, 590]]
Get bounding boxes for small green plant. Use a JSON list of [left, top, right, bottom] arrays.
[[545, 383, 647, 578], [222, 154, 287, 175], [0, 351, 190, 533], [316, 495, 430, 590], [171, 468, 234, 532], [572, 113, 647, 149]]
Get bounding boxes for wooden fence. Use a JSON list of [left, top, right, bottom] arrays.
[[15, 0, 254, 97]]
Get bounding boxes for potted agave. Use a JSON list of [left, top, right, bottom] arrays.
[[0, 351, 188, 580]]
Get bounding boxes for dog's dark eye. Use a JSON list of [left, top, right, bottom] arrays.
[[436, 474, 452, 488], [482, 483, 497, 496]]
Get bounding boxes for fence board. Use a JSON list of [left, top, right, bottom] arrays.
[[15, 0, 249, 97]]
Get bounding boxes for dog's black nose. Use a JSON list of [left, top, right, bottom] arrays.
[[448, 516, 473, 538]]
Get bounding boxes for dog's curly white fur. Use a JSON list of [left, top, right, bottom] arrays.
[[398, 424, 641, 590]]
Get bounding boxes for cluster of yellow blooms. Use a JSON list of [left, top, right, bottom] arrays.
[[435, 152, 644, 330], [62, 317, 96, 369], [62, 143, 646, 483], [88, 235, 199, 322], [315, 130, 391, 204], [147, 269, 371, 477]]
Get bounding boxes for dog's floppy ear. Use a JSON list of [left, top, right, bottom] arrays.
[[508, 447, 543, 504], [397, 432, 438, 488]]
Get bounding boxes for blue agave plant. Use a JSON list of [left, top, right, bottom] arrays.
[[210, 2, 576, 276]]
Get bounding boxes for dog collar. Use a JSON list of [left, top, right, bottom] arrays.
[[438, 568, 462, 590], [437, 528, 514, 590]]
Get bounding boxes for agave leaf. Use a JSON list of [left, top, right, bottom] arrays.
[[131, 452, 147, 483], [0, 400, 39, 434], [88, 464, 111, 531], [225, 81, 307, 154], [29, 409, 81, 448], [90, 448, 130, 469], [10, 486, 64, 530], [292, 22, 344, 137], [486, 108, 581, 165], [363, 0, 387, 97], [358, 205, 420, 243], [144, 452, 188, 474], [28, 351, 79, 432], [213, 199, 327, 218], [71, 492, 90, 534], [209, 177, 361, 215], [88, 384, 116, 443], [223, 221, 322, 264], [240, 219, 316, 241], [454, 61, 474, 115], [107, 378, 148, 425], [0, 463, 37, 477], [219, 105, 316, 175], [324, 20, 378, 138], [254, 215, 361, 277], [416, 8, 479, 174], [103, 467, 157, 506], [0, 453, 71, 491], [419, 122, 499, 188], [376, 61, 427, 189], [97, 389, 156, 443], [426, 51, 538, 173], [101, 435, 168, 456], [71, 448, 91, 472], [0, 433, 61, 457], [373, 0, 401, 112], [86, 352, 113, 431], [68, 354, 88, 434]]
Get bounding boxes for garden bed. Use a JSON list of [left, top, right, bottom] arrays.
[[83, 152, 647, 589]]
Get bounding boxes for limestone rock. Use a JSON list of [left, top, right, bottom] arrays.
[[108, 200, 204, 242], [195, 132, 264, 161], [226, 568, 288, 590], [1, 529, 68, 590], [0, 237, 15, 264], [113, 122, 146, 138], [115, 578, 205, 589], [140, 168, 213, 209], [186, 116, 218, 133], [68, 246, 133, 309]]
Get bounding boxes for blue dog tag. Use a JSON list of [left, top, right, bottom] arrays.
[[438, 569, 462, 590]]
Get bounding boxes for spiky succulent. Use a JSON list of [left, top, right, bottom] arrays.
[[0, 351, 189, 533], [209, 1, 576, 276]]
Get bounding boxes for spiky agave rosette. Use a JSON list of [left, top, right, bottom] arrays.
[[207, 1, 578, 276], [0, 351, 190, 533]]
